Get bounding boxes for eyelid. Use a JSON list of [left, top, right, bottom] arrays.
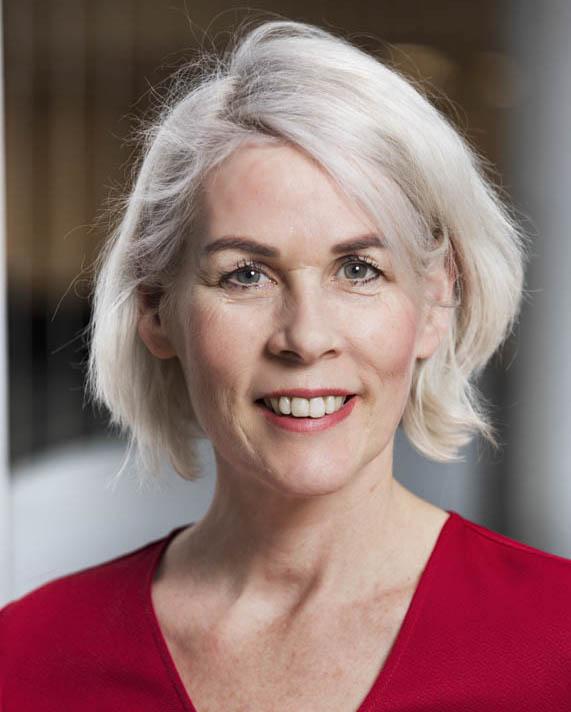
[[220, 254, 384, 289], [240, 253, 382, 273], [230, 254, 386, 290]]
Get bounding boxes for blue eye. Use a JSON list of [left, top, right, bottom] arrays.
[[219, 255, 384, 291], [219, 259, 271, 290], [338, 257, 382, 284]]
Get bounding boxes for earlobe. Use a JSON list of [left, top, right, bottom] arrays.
[[137, 311, 177, 360], [136, 285, 177, 359], [415, 256, 456, 360], [416, 307, 450, 360]]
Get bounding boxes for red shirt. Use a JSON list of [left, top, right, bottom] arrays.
[[1, 509, 571, 711]]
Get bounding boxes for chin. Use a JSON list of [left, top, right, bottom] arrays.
[[261, 460, 357, 498]]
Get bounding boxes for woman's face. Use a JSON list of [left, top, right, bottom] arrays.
[[157, 143, 445, 496]]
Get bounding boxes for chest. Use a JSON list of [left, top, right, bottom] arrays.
[[155, 588, 414, 712]]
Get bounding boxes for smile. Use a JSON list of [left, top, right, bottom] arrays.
[[261, 394, 351, 418], [254, 395, 358, 433]]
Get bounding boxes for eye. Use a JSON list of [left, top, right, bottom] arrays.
[[336, 255, 384, 286], [218, 255, 385, 291], [219, 259, 272, 290]]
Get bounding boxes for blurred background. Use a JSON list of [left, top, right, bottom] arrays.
[[2, 0, 570, 604]]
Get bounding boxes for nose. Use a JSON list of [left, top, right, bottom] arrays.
[[265, 280, 341, 364]]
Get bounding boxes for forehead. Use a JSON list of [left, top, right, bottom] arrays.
[[200, 142, 376, 252]]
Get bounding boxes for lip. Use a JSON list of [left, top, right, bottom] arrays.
[[255, 394, 358, 433], [258, 388, 355, 400]]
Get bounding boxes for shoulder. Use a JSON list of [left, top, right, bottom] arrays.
[[453, 510, 571, 575], [449, 511, 571, 639], [2, 533, 161, 617], [0, 532, 169, 671]]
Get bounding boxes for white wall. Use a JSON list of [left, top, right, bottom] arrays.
[[10, 437, 216, 601], [507, 0, 571, 555]]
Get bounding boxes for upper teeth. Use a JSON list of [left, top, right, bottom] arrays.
[[263, 395, 348, 418]]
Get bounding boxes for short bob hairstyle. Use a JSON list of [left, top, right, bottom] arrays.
[[88, 20, 526, 482]]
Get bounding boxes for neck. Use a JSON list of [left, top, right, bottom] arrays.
[[173, 452, 430, 618]]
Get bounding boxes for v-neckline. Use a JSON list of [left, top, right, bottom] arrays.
[[143, 510, 459, 712]]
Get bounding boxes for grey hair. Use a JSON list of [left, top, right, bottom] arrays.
[[87, 20, 526, 482]]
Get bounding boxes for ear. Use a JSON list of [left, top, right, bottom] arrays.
[[136, 286, 177, 360], [415, 255, 457, 360]]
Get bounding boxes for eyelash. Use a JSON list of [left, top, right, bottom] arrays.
[[218, 255, 384, 291]]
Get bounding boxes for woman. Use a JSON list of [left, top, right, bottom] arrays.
[[2, 19, 570, 712]]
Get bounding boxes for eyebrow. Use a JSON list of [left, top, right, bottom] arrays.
[[201, 233, 386, 258]]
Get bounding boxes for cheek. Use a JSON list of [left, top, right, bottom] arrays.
[[353, 301, 419, 381], [175, 288, 420, 401], [177, 297, 262, 395]]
